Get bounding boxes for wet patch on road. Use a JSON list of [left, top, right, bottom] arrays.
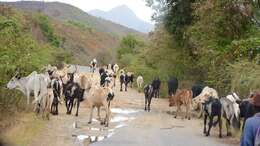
[[72, 108, 140, 145]]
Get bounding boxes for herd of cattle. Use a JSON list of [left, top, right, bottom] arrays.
[[5, 60, 258, 138], [145, 77, 257, 138]]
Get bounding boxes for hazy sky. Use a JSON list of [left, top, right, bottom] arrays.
[[1, 0, 154, 23]]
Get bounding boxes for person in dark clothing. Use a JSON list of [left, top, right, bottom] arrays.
[[241, 92, 260, 146]]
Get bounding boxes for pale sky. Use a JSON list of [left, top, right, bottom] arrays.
[[1, 0, 154, 23]]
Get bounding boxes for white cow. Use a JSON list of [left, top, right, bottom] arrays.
[[136, 76, 144, 92], [7, 71, 49, 107], [192, 86, 219, 117]]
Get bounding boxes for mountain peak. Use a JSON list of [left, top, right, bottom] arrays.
[[89, 5, 154, 33]]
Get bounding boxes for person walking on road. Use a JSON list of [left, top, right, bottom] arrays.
[[241, 92, 260, 146]]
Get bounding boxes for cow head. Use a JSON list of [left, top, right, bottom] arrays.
[[7, 71, 21, 89]]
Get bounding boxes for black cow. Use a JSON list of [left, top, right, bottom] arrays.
[[191, 84, 204, 98], [151, 78, 161, 98], [100, 72, 108, 87], [239, 99, 254, 130], [99, 67, 105, 76], [62, 73, 85, 117], [120, 74, 125, 92], [203, 97, 222, 138], [129, 74, 134, 88], [51, 79, 61, 115], [168, 77, 178, 97], [144, 84, 154, 112], [124, 74, 131, 91]]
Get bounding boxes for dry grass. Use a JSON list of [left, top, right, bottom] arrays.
[[1, 113, 47, 146]]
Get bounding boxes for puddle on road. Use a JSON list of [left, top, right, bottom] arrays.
[[73, 108, 140, 146], [110, 108, 140, 114]]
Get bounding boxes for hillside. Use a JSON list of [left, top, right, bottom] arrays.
[[89, 5, 154, 33], [1, 1, 143, 37]]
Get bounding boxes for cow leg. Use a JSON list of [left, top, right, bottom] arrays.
[[144, 97, 147, 111], [218, 115, 222, 138], [148, 97, 152, 112], [120, 83, 123, 91], [206, 116, 213, 136], [125, 83, 127, 91], [88, 105, 94, 124], [186, 104, 191, 120], [175, 105, 180, 118], [157, 90, 160, 98], [226, 119, 232, 136], [56, 104, 58, 115], [97, 107, 101, 120], [75, 98, 80, 117], [203, 114, 207, 134], [104, 105, 110, 127], [68, 99, 73, 114]]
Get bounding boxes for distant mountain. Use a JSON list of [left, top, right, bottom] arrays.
[[89, 5, 154, 33], [1, 1, 142, 37]]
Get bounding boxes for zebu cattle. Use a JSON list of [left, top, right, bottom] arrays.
[[7, 71, 49, 107], [220, 93, 241, 136], [90, 58, 97, 73], [136, 76, 144, 92], [169, 89, 193, 120], [168, 77, 178, 97], [144, 84, 154, 112], [203, 97, 222, 137], [62, 73, 85, 116], [193, 86, 219, 117], [191, 84, 204, 98], [127, 72, 134, 88], [151, 77, 161, 98], [87, 86, 115, 127], [50, 79, 61, 115], [112, 64, 119, 74], [119, 73, 126, 92]]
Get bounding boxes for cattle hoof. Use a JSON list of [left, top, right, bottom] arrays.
[[206, 133, 210, 137], [75, 114, 78, 117], [174, 116, 177, 118], [100, 122, 105, 125], [88, 121, 92, 124], [188, 117, 191, 120], [219, 135, 222, 138]]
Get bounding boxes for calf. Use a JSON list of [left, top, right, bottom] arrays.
[[87, 86, 115, 127], [203, 97, 222, 137], [169, 89, 193, 119], [50, 79, 61, 115], [62, 73, 85, 116], [119, 73, 125, 92], [136, 76, 144, 92], [144, 84, 154, 112], [127, 72, 134, 88], [168, 77, 178, 97], [124, 74, 131, 91], [152, 78, 161, 98]]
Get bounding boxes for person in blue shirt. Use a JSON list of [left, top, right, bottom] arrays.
[[241, 92, 260, 146]]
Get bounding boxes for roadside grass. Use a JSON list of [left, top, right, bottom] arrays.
[[1, 112, 47, 146]]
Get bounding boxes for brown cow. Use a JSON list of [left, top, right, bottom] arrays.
[[169, 89, 193, 120]]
